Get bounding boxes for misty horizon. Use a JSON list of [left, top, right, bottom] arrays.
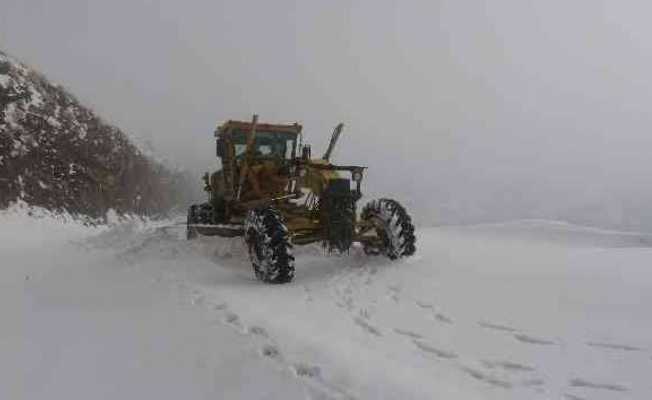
[[4, 0, 652, 230]]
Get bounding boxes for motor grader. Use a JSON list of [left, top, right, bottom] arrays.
[[187, 115, 416, 283]]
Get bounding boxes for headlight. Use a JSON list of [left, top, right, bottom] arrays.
[[352, 170, 363, 182]]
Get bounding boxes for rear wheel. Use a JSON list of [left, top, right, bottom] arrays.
[[360, 198, 416, 259], [244, 206, 295, 283]]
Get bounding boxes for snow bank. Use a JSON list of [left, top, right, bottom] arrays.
[[0, 201, 101, 248]]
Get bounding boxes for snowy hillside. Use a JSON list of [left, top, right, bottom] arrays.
[[4, 207, 651, 399], [0, 50, 194, 218]]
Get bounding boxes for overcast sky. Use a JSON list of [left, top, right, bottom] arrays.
[[3, 0, 652, 229]]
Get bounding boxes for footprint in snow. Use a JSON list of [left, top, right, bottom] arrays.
[[260, 344, 281, 360], [414, 301, 453, 324], [478, 321, 518, 333], [434, 313, 453, 324], [569, 378, 628, 392], [513, 333, 556, 346], [393, 328, 423, 339], [461, 367, 512, 389], [358, 308, 372, 320], [387, 285, 401, 303], [563, 394, 586, 400], [191, 294, 205, 306], [520, 378, 545, 387], [292, 363, 322, 379], [412, 340, 457, 359], [416, 301, 434, 310], [302, 285, 314, 302], [343, 297, 354, 311], [353, 317, 382, 336], [586, 341, 643, 352], [248, 326, 269, 338], [224, 312, 243, 330], [481, 360, 536, 372]]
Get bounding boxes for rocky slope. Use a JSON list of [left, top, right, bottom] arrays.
[[0, 50, 194, 219]]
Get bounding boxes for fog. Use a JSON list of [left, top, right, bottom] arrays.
[[3, 0, 652, 230]]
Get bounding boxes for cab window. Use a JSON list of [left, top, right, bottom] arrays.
[[231, 130, 297, 161]]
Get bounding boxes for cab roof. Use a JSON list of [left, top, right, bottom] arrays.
[[215, 120, 302, 137]]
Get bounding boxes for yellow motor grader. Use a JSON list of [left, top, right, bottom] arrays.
[[187, 115, 416, 283]]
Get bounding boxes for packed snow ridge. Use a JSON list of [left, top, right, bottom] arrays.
[[3, 205, 652, 399]]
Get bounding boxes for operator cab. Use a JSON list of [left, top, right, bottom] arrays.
[[215, 121, 301, 166], [212, 120, 302, 202]]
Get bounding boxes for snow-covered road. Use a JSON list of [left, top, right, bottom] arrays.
[[3, 207, 652, 399]]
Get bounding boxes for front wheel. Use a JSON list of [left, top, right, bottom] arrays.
[[360, 199, 416, 259], [244, 206, 295, 283]]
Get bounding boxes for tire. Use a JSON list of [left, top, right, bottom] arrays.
[[186, 205, 199, 240], [360, 198, 416, 259], [244, 206, 295, 283]]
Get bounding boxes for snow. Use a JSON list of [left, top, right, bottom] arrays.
[[4, 102, 19, 129], [46, 115, 62, 128], [2, 209, 652, 399], [0, 208, 308, 400], [28, 84, 45, 108], [0, 74, 10, 88]]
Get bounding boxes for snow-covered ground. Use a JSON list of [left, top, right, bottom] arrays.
[[3, 206, 652, 399]]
